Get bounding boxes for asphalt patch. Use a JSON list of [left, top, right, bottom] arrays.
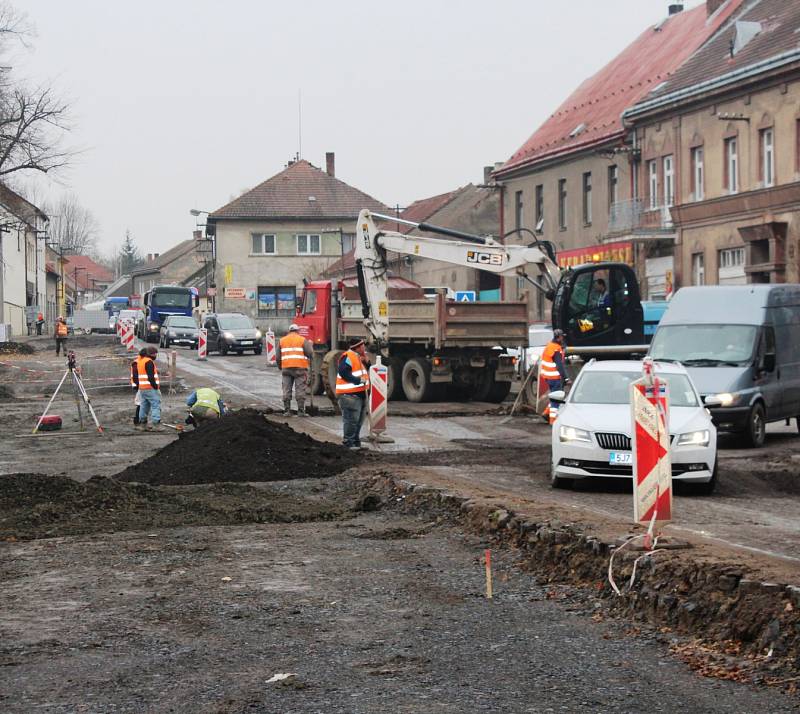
[[115, 408, 360, 485]]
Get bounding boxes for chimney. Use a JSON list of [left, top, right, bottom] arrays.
[[146, 253, 153, 263], [193, 230, 202, 241], [668, 3, 683, 15], [326, 152, 335, 177], [153, 253, 160, 260], [483, 166, 494, 184], [706, 0, 725, 17]]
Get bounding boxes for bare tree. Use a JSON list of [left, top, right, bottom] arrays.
[[47, 193, 98, 255], [0, 3, 72, 179]]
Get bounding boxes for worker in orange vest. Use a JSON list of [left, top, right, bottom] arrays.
[[335, 338, 370, 450], [36, 311, 44, 335], [131, 345, 163, 431], [54, 316, 69, 355], [277, 324, 313, 416], [540, 329, 569, 425]]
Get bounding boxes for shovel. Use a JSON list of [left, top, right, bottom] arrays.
[[499, 365, 538, 425]]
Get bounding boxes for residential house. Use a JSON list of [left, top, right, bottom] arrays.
[[207, 154, 388, 332], [624, 0, 800, 287], [62, 254, 114, 310], [0, 183, 48, 336], [130, 232, 210, 307], [44, 246, 62, 324], [493, 0, 746, 316]]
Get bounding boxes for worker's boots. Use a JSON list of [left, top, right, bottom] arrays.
[[297, 404, 308, 417], [282, 401, 292, 417]]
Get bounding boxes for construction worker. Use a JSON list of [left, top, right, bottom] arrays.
[[540, 329, 569, 425], [335, 338, 370, 450], [277, 323, 312, 416], [132, 345, 163, 431], [36, 312, 44, 335], [185, 387, 226, 426], [54, 316, 68, 356]]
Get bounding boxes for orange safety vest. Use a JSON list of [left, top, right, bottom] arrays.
[[55, 321, 68, 337], [335, 350, 369, 395], [135, 355, 160, 390], [279, 332, 309, 370], [540, 341, 564, 380]]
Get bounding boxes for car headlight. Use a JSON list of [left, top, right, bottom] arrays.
[[223, 331, 235, 340], [255, 330, 263, 339], [149, 323, 159, 331], [705, 392, 740, 407], [676, 430, 710, 447], [559, 425, 592, 443]]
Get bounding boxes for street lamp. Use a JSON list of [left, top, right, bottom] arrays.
[[190, 209, 216, 312]]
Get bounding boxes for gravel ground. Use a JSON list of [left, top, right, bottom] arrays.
[[1, 490, 796, 713]]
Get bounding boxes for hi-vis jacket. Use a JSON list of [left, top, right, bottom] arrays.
[[335, 350, 369, 395], [279, 332, 309, 370], [133, 355, 160, 390], [193, 387, 222, 414], [540, 341, 566, 381], [55, 321, 68, 337]]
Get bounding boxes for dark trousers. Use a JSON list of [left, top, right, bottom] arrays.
[[338, 393, 367, 447], [55, 337, 67, 355]]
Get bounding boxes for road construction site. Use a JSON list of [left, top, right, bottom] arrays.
[[2, 335, 800, 711]]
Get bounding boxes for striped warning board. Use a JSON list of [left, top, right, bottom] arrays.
[[630, 365, 672, 530], [368, 356, 388, 437], [265, 329, 276, 366], [197, 328, 208, 361]]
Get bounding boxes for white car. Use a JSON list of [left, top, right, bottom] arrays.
[[550, 360, 717, 495]]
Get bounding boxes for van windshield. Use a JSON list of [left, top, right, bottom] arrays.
[[649, 324, 757, 366], [218, 315, 253, 330]]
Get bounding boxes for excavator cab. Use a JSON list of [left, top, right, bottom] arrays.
[[552, 263, 644, 349]]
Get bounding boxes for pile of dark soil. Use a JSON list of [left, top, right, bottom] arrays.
[[0, 341, 34, 356], [0, 473, 357, 540], [116, 408, 360, 485]]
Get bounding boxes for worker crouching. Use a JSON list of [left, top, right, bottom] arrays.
[[186, 387, 226, 427], [277, 324, 313, 417], [540, 329, 569, 425], [336, 338, 369, 450]]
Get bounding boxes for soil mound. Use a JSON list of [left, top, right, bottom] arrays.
[[116, 408, 359, 485], [0, 341, 34, 356]]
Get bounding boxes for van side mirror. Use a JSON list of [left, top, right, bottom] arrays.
[[761, 353, 776, 373], [549, 390, 566, 403], [703, 395, 723, 408]]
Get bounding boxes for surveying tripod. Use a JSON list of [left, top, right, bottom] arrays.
[[33, 350, 104, 435]]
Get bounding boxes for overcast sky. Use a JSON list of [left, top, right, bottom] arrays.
[[18, 0, 703, 255]]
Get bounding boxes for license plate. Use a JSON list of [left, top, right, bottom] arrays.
[[240, 340, 253, 345], [609, 452, 632, 465]]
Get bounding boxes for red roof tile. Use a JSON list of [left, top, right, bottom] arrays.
[[62, 254, 113, 289], [211, 159, 389, 220], [397, 190, 460, 233], [496, 0, 745, 176]]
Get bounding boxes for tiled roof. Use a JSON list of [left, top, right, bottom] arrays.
[[643, 0, 800, 102], [397, 189, 460, 233], [0, 183, 47, 228], [210, 159, 389, 220], [62, 254, 113, 289], [132, 238, 197, 275], [495, 0, 745, 177]]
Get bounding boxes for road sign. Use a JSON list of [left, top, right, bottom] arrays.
[[455, 291, 476, 302], [197, 328, 208, 361], [631, 362, 672, 531]]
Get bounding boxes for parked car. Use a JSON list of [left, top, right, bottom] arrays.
[[550, 359, 717, 495], [648, 285, 800, 448], [160, 315, 199, 349], [202, 313, 263, 355]]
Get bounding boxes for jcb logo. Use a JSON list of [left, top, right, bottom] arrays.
[[467, 250, 504, 266]]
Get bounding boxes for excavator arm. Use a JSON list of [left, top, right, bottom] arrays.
[[354, 208, 562, 348]]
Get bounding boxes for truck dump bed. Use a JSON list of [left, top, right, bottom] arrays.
[[339, 295, 529, 348]]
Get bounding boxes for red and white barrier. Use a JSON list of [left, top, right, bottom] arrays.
[[368, 355, 393, 443], [631, 358, 672, 534], [122, 321, 135, 352], [197, 328, 207, 361], [265, 328, 276, 365]]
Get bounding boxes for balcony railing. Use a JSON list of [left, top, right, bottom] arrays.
[[609, 199, 675, 233]]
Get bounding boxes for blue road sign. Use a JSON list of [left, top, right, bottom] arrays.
[[455, 291, 476, 302]]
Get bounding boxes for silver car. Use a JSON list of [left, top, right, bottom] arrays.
[[550, 360, 717, 495], [159, 315, 199, 349]]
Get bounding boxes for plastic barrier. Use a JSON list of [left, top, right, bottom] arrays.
[[122, 321, 135, 352], [265, 328, 276, 366], [197, 328, 207, 361]]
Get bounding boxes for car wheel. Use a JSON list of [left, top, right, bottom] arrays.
[[254, 346, 263, 355], [220, 340, 228, 356], [550, 470, 573, 489], [741, 403, 766, 448], [684, 459, 718, 496], [164, 336, 170, 348]]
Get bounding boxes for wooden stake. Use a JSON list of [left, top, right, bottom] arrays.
[[484, 549, 493, 599]]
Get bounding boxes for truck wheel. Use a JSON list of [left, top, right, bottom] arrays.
[[322, 349, 343, 402], [486, 379, 512, 404], [741, 403, 766, 448], [401, 357, 435, 402], [473, 369, 494, 402]]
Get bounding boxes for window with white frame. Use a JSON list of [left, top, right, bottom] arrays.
[[761, 129, 775, 187], [663, 155, 674, 207], [691, 252, 705, 286], [725, 138, 738, 193], [296, 234, 321, 255], [719, 247, 745, 269], [691, 147, 704, 201], [251, 234, 276, 255], [648, 160, 658, 209], [719, 246, 746, 285]]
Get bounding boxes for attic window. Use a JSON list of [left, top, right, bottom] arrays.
[[731, 21, 761, 56], [308, 195, 317, 202], [569, 123, 587, 138]]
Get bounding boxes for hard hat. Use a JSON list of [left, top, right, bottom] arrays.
[[553, 328, 566, 339], [288, 323, 300, 332]]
